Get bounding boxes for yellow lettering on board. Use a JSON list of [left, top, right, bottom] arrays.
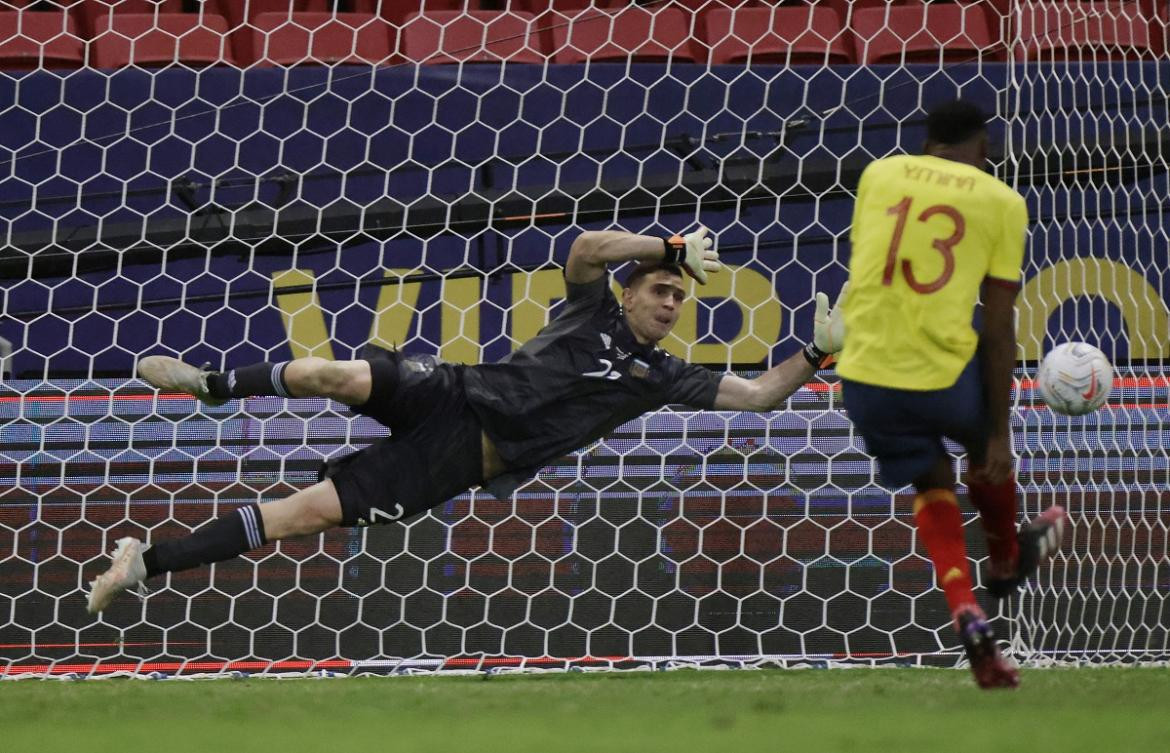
[[510, 269, 566, 348], [369, 268, 423, 351], [441, 275, 482, 364], [1017, 258, 1169, 359], [271, 269, 334, 360], [662, 265, 783, 365]]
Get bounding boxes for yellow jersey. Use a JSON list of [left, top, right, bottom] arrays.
[[836, 154, 1028, 390]]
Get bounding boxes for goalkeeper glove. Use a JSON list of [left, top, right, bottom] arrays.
[[664, 226, 721, 284], [803, 282, 849, 369]]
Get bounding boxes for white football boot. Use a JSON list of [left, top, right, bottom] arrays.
[[87, 537, 149, 614], [137, 355, 227, 407]]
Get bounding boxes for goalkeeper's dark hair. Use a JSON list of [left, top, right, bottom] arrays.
[[623, 260, 684, 290], [925, 100, 988, 146]]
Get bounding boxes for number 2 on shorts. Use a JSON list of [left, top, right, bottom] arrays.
[[881, 196, 966, 294]]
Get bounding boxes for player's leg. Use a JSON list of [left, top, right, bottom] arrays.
[[912, 361, 1023, 688], [909, 458, 977, 619], [910, 458, 1018, 689], [137, 355, 372, 406], [951, 356, 1068, 599], [842, 376, 1017, 689], [840, 378, 978, 613], [86, 480, 343, 614], [965, 470, 1020, 584], [89, 384, 486, 613], [968, 471, 1068, 598]]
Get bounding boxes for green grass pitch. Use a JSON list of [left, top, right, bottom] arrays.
[[4, 667, 1168, 753]]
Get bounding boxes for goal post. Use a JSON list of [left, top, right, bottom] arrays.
[[1, 0, 1168, 678]]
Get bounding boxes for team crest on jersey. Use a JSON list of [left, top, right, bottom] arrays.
[[404, 358, 434, 374], [629, 359, 650, 379]]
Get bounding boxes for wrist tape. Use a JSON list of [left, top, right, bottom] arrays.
[[663, 235, 685, 265], [803, 341, 835, 369]]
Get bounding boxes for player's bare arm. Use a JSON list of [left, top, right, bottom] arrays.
[[565, 227, 721, 285], [714, 284, 848, 412], [972, 278, 1020, 485], [714, 352, 815, 411]]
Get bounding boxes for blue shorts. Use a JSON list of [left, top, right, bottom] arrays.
[[841, 358, 990, 488]]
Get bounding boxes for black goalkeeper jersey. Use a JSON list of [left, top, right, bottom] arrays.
[[462, 273, 723, 499]]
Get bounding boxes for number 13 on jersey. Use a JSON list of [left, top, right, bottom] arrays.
[[882, 196, 966, 294]]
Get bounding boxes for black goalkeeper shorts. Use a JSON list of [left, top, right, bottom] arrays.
[[318, 346, 484, 527]]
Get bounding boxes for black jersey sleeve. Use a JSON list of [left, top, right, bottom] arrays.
[[663, 359, 723, 409], [564, 272, 614, 311]]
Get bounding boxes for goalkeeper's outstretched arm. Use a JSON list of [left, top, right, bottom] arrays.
[[565, 228, 720, 285], [714, 284, 848, 412]]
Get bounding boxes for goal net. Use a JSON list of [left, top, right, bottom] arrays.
[[1, 0, 1166, 678]]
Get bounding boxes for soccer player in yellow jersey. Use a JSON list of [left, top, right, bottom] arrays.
[[837, 101, 1068, 689]]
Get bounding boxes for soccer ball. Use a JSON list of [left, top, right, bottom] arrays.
[[1036, 342, 1113, 416]]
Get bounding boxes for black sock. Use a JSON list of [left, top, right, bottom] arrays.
[[205, 362, 291, 400], [142, 503, 268, 577]]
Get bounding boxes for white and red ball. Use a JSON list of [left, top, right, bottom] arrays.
[[1036, 342, 1114, 416]]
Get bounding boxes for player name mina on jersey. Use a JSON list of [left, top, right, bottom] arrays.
[[900, 162, 978, 192]]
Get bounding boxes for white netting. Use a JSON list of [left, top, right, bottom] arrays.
[[1007, 0, 1170, 664], [1, 0, 1167, 678]]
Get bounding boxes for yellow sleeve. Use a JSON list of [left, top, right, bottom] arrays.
[[987, 194, 1028, 282]]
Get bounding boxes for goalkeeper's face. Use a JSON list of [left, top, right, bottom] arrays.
[[622, 270, 686, 345]]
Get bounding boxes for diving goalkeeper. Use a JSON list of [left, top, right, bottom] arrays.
[[87, 228, 846, 613]]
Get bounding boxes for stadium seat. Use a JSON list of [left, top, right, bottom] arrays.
[[397, 10, 544, 65], [514, 0, 634, 14], [703, 6, 853, 65], [851, 3, 999, 65], [351, 0, 494, 25], [1014, 2, 1152, 60], [0, 10, 85, 69], [822, 0, 925, 25], [520, 0, 757, 26], [247, 12, 393, 67], [211, 0, 330, 33], [78, 0, 184, 34], [551, 5, 697, 64], [89, 12, 231, 68]]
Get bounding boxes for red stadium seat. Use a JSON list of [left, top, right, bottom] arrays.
[[520, 0, 755, 11], [852, 3, 999, 65], [90, 12, 231, 68], [0, 10, 85, 69], [514, 0, 631, 14], [397, 10, 544, 65], [703, 6, 853, 65], [520, 0, 755, 27], [823, 0, 924, 25], [1014, 2, 1152, 61], [351, 0, 495, 25], [551, 5, 697, 63], [211, 0, 330, 33], [247, 12, 393, 67], [78, 1, 184, 34]]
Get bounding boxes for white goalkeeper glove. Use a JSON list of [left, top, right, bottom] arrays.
[[664, 226, 721, 284], [803, 281, 849, 368]]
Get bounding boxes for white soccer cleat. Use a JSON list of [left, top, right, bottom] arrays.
[[86, 537, 148, 614], [137, 355, 227, 407]]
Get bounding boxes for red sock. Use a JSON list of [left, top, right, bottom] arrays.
[[967, 472, 1019, 579], [914, 489, 976, 616]]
